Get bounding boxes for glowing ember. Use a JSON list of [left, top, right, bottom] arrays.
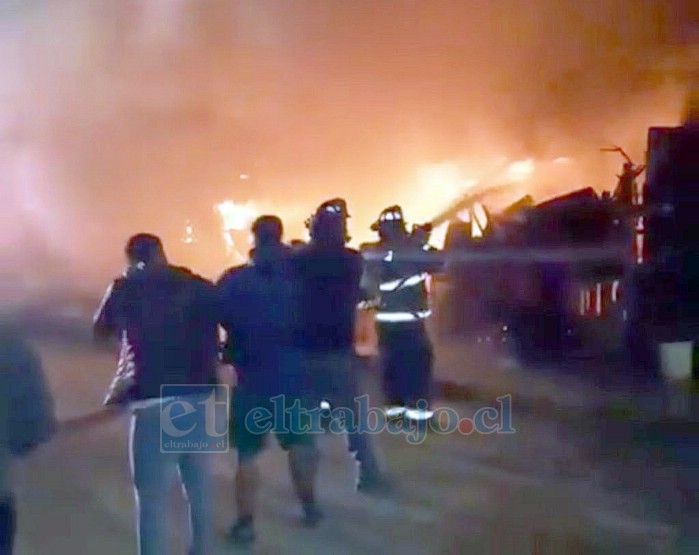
[[183, 222, 195, 244]]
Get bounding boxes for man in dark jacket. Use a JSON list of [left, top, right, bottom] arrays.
[[293, 200, 387, 493], [94, 233, 222, 555], [218, 216, 320, 545]]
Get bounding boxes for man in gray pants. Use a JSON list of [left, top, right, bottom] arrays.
[[95, 233, 222, 555]]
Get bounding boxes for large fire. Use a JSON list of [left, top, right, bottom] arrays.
[[208, 157, 566, 252], [214, 200, 259, 262], [407, 157, 541, 249], [1, 0, 690, 292], [215, 200, 258, 232]]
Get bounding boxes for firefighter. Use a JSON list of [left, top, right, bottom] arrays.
[[360, 206, 442, 422]]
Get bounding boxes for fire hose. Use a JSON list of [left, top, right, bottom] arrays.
[[360, 244, 631, 264]]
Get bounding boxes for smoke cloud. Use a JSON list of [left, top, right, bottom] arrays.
[[1, 0, 691, 290]]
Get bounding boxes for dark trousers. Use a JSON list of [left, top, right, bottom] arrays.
[[0, 497, 15, 555], [377, 323, 433, 408], [303, 349, 382, 478]]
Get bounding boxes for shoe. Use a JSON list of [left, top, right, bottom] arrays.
[[403, 407, 434, 422], [384, 405, 406, 420], [301, 503, 324, 527], [356, 474, 394, 496], [226, 518, 255, 545]]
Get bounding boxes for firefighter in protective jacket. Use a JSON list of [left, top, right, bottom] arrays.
[[360, 206, 442, 421]]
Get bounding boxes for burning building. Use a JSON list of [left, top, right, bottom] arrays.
[[428, 113, 698, 368]]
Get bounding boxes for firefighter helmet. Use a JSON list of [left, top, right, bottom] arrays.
[[317, 198, 350, 218], [306, 198, 351, 242], [305, 198, 350, 229], [371, 205, 406, 232]]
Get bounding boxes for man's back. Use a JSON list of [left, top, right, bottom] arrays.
[[95, 265, 220, 400], [218, 245, 301, 394], [292, 243, 363, 350]]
